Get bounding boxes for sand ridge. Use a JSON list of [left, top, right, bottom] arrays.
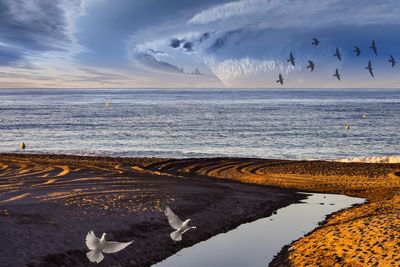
[[0, 154, 303, 267], [134, 157, 400, 267], [1, 154, 399, 266]]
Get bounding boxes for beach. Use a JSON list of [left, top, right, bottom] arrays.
[[0, 154, 303, 266], [1, 154, 399, 266], [141, 157, 400, 266]]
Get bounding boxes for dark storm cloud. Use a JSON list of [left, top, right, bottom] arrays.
[[0, 0, 75, 65], [209, 29, 243, 50], [170, 38, 181, 48], [183, 41, 194, 52], [199, 32, 211, 43], [76, 0, 229, 66]]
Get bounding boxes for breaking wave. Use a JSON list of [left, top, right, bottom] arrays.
[[333, 156, 400, 164]]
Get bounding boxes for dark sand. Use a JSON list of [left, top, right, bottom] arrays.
[[0, 154, 304, 267], [2, 154, 399, 267], [129, 157, 399, 267]]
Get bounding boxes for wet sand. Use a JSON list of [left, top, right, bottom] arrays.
[[1, 154, 399, 266], [0, 154, 303, 267], [135, 157, 399, 267]]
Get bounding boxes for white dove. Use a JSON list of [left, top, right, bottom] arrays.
[[85, 230, 133, 263], [165, 206, 197, 241]]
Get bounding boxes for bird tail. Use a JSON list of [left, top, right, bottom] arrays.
[[170, 230, 182, 241], [86, 250, 104, 263]]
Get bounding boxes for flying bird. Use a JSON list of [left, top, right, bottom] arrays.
[[334, 48, 342, 61], [307, 60, 315, 72], [354, 46, 361, 56], [370, 40, 378, 55], [333, 68, 341, 81], [20, 142, 26, 150], [287, 52, 295, 66], [366, 61, 374, 77], [165, 206, 197, 241], [277, 73, 284, 85], [85, 231, 133, 263], [312, 38, 320, 47], [388, 55, 396, 67]]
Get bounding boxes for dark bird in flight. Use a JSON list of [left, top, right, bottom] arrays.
[[287, 52, 295, 66], [333, 68, 341, 81], [370, 40, 378, 55], [365, 61, 374, 77], [334, 48, 342, 61], [277, 73, 284, 85], [388, 55, 396, 67], [354, 46, 361, 56], [307, 60, 315, 72], [333, 69, 340, 81], [312, 38, 320, 47]]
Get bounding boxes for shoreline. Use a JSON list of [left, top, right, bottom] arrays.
[[1, 154, 399, 266], [0, 153, 304, 267]]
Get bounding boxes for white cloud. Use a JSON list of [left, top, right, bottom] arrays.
[[189, 0, 400, 28], [189, 0, 269, 24], [207, 57, 299, 86]]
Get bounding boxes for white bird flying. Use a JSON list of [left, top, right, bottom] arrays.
[[165, 206, 197, 241], [85, 230, 133, 263]]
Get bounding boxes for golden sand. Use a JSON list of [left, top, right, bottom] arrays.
[[0, 154, 399, 266], [138, 158, 400, 267]]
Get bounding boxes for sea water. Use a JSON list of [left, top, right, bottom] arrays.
[[0, 88, 399, 159], [152, 193, 365, 267]]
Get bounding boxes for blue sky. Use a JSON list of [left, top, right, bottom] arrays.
[[0, 0, 400, 88]]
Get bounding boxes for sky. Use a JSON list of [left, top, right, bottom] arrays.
[[0, 0, 400, 88]]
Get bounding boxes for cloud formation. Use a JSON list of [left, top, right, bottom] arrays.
[[1, 0, 400, 88]]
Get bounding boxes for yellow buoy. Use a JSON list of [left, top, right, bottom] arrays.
[[105, 101, 110, 107], [20, 142, 26, 150]]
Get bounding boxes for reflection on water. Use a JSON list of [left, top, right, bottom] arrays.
[[153, 193, 364, 267], [1, 89, 400, 159]]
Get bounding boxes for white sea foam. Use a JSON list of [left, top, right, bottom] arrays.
[[333, 156, 400, 164]]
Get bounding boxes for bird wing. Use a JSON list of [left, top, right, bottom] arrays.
[[86, 231, 100, 250], [102, 241, 133, 254], [181, 226, 196, 235], [369, 68, 374, 77], [165, 206, 183, 230]]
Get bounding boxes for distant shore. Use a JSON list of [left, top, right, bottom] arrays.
[[0, 153, 399, 266]]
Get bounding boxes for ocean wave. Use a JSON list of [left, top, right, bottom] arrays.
[[333, 156, 400, 164]]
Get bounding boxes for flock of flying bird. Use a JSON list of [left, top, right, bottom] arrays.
[[85, 206, 196, 263], [16, 39, 396, 265], [276, 39, 397, 85]]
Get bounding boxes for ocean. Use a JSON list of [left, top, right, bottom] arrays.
[[0, 89, 399, 160]]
